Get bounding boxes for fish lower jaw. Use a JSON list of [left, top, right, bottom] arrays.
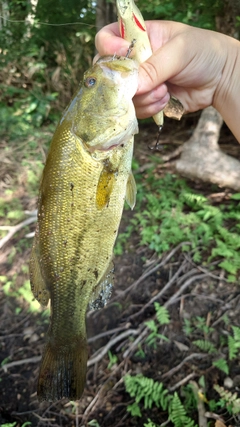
[[90, 119, 138, 152]]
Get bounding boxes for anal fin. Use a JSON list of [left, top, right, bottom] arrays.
[[29, 232, 50, 306], [89, 261, 114, 310]]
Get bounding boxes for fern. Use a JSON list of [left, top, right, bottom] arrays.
[[170, 392, 197, 427], [212, 358, 229, 375], [144, 305, 170, 349], [214, 385, 240, 415], [124, 374, 171, 411], [182, 192, 207, 207], [154, 302, 170, 325], [124, 375, 198, 425], [232, 325, 240, 341], [193, 339, 217, 353], [128, 172, 240, 280], [145, 320, 169, 349], [127, 402, 142, 417]]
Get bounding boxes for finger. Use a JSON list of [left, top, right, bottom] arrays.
[[95, 22, 130, 57], [134, 95, 170, 120], [133, 84, 168, 108]]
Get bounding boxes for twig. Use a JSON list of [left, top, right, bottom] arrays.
[[168, 372, 196, 391], [183, 253, 228, 283], [87, 325, 130, 343], [128, 260, 187, 322], [1, 355, 41, 372], [161, 353, 208, 379], [32, 412, 56, 422], [110, 241, 191, 303], [0, 333, 24, 340], [190, 380, 208, 427], [88, 329, 139, 366], [82, 390, 100, 417], [212, 293, 240, 327], [122, 325, 148, 358], [119, 272, 208, 357], [165, 273, 209, 307], [82, 376, 118, 419], [161, 145, 183, 162], [204, 412, 226, 422], [1, 330, 137, 372], [1, 313, 32, 335], [0, 212, 37, 249], [176, 267, 201, 285]]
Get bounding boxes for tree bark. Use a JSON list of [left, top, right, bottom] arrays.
[[96, 0, 115, 33], [176, 107, 240, 191]]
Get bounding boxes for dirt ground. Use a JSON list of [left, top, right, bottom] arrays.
[[1, 117, 240, 427]]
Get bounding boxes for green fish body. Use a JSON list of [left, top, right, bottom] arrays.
[[29, 56, 138, 401]]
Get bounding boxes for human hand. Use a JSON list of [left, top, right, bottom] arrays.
[[95, 21, 235, 119]]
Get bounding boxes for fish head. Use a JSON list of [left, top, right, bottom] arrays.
[[63, 56, 139, 152]]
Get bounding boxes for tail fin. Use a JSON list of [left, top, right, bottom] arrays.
[[37, 339, 88, 401]]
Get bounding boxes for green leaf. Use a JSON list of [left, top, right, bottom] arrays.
[[231, 193, 240, 200], [127, 402, 142, 417], [212, 358, 229, 375], [154, 303, 170, 325], [193, 339, 217, 353]]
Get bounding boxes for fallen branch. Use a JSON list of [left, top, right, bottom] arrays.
[[109, 242, 191, 304], [0, 210, 37, 249], [165, 273, 209, 307], [1, 355, 41, 373], [88, 329, 139, 366], [162, 353, 208, 379], [87, 325, 130, 343], [168, 372, 196, 392], [128, 260, 188, 322], [123, 325, 148, 358], [190, 380, 208, 427]]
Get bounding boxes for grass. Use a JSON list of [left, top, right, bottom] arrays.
[[116, 162, 240, 282]]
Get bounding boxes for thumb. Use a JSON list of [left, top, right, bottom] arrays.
[[95, 23, 130, 57], [137, 36, 188, 95]]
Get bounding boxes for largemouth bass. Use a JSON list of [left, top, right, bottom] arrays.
[[29, 56, 139, 401]]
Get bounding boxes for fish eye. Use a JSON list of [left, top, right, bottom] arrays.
[[84, 77, 96, 88]]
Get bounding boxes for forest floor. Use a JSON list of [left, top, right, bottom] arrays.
[[0, 116, 240, 427]]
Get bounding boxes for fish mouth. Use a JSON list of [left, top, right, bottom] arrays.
[[97, 56, 139, 99]]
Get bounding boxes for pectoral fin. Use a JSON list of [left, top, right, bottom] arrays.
[[125, 171, 137, 210], [96, 166, 116, 210]]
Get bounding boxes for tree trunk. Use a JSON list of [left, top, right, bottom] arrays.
[[176, 107, 240, 191], [175, 0, 240, 191], [96, 0, 115, 33]]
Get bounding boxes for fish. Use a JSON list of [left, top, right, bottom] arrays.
[[29, 55, 139, 401]]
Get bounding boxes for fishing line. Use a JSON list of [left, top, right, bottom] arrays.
[[0, 15, 95, 28]]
